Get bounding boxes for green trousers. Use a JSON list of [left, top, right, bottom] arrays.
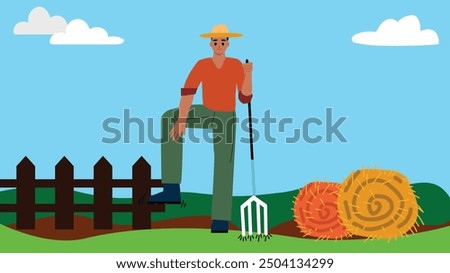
[[161, 104, 237, 221]]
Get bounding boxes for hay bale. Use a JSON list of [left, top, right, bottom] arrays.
[[338, 168, 419, 239], [294, 182, 348, 239]]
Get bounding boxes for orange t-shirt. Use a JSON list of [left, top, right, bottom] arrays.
[[181, 58, 252, 112]]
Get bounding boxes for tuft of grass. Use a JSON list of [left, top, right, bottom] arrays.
[[238, 234, 273, 242]]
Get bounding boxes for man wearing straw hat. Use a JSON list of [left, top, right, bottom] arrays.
[[148, 24, 253, 233]]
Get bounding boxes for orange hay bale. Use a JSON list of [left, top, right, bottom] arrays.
[[294, 182, 348, 239], [337, 168, 419, 239]]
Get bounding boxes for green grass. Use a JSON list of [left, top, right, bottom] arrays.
[[0, 225, 449, 253]]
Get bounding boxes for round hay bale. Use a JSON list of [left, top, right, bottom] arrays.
[[338, 168, 419, 239], [294, 182, 348, 239]]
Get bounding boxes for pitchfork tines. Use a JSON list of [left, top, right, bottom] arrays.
[[240, 195, 268, 237]]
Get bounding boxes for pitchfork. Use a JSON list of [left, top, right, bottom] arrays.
[[239, 63, 270, 240]]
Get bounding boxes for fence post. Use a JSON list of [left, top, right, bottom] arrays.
[[132, 157, 151, 229], [93, 157, 113, 229], [55, 157, 74, 229], [16, 157, 36, 229]]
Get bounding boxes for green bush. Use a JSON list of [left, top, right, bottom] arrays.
[[412, 183, 450, 225]]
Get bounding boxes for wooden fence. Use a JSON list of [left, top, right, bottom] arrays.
[[0, 156, 165, 230]]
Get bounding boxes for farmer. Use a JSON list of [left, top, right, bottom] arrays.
[[148, 24, 253, 233]]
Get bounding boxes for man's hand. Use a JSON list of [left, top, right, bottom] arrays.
[[241, 61, 253, 97], [242, 61, 253, 75], [169, 120, 187, 141]]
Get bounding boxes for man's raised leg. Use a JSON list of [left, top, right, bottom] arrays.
[[148, 108, 182, 203], [148, 105, 213, 204]]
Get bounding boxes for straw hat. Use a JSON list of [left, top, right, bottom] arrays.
[[200, 24, 243, 38]]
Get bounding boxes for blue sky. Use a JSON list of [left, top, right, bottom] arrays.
[[0, 0, 449, 197]]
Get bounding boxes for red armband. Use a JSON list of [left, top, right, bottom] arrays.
[[238, 91, 253, 103], [181, 88, 197, 96]]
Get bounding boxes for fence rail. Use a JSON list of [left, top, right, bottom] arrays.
[[0, 156, 166, 230]]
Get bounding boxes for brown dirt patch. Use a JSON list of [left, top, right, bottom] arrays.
[[7, 216, 450, 240], [7, 216, 239, 240], [8, 216, 132, 240], [152, 216, 239, 231], [270, 220, 450, 240]]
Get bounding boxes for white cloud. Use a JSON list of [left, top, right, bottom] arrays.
[[14, 7, 67, 35], [352, 15, 439, 46], [50, 19, 124, 45]]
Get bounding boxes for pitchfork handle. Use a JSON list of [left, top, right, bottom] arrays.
[[246, 59, 255, 161]]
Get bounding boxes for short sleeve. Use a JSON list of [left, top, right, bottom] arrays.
[[236, 60, 245, 92], [181, 61, 203, 95]]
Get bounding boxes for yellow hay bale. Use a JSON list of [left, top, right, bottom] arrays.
[[338, 168, 419, 239]]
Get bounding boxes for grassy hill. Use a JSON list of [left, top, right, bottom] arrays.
[[0, 182, 449, 227]]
